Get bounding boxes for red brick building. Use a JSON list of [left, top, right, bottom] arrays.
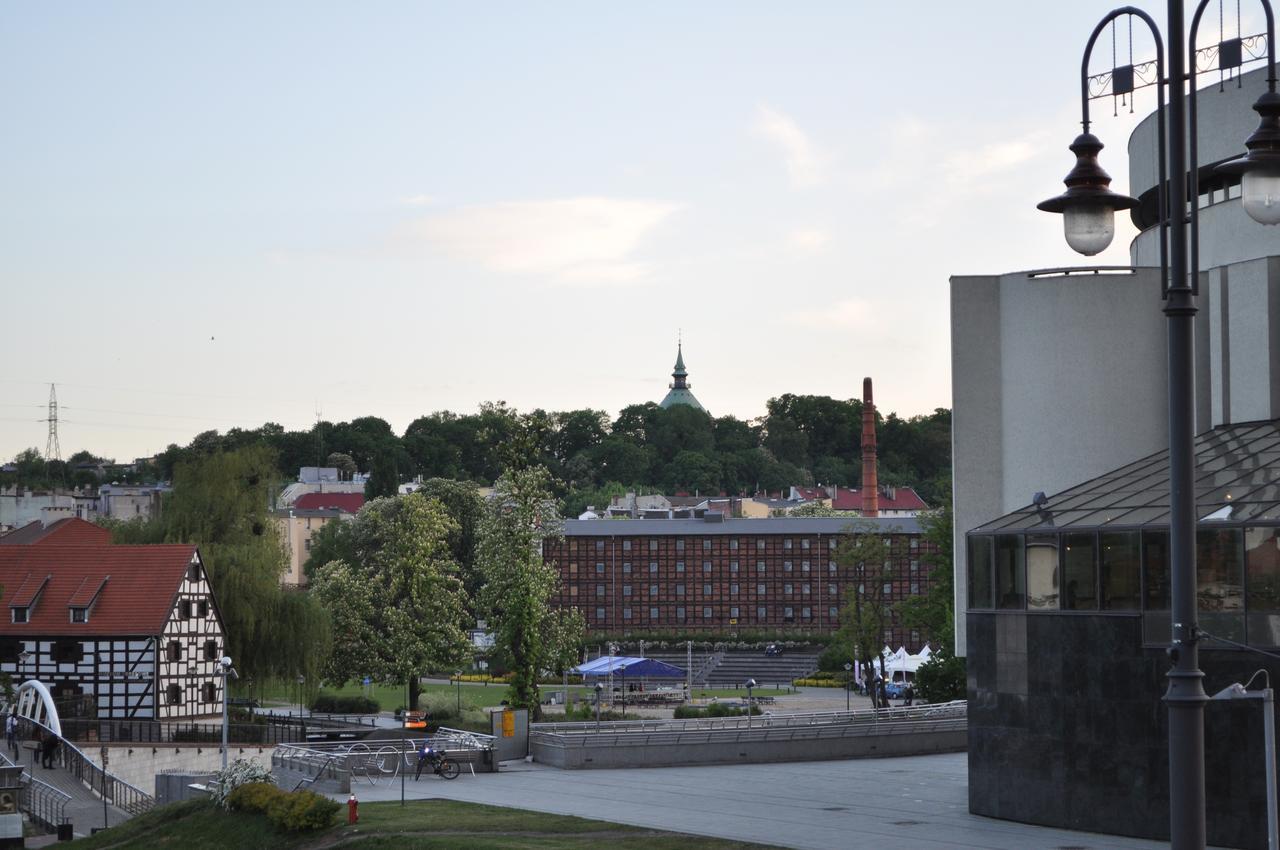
[[546, 515, 939, 650]]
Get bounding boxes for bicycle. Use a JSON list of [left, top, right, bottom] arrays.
[[414, 746, 460, 780]]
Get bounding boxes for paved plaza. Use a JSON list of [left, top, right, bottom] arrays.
[[346, 751, 1192, 850]]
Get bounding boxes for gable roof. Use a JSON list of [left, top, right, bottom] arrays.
[[292, 492, 365, 513], [0, 544, 200, 636], [830, 486, 929, 513], [0, 518, 112, 546]]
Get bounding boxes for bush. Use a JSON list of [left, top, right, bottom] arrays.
[[226, 781, 286, 814], [673, 703, 762, 719], [265, 788, 340, 832], [212, 759, 274, 810], [914, 651, 966, 704], [817, 645, 855, 672], [310, 693, 379, 714]]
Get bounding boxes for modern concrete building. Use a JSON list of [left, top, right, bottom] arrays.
[[951, 64, 1280, 847]]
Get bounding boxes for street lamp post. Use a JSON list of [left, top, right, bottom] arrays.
[[745, 678, 756, 728], [1039, 4, 1277, 846], [843, 662, 852, 713], [594, 682, 603, 731], [217, 657, 238, 772], [455, 671, 462, 716]]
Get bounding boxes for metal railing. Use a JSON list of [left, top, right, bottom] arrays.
[[530, 701, 967, 745], [21, 718, 154, 817], [274, 728, 496, 787], [0, 750, 69, 833], [58, 716, 309, 746]]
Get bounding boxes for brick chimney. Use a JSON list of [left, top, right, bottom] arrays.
[[861, 377, 878, 517]]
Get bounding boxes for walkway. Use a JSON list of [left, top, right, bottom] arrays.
[[339, 752, 1213, 850], [9, 742, 130, 840]]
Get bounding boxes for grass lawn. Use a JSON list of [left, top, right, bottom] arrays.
[[67, 798, 779, 849]]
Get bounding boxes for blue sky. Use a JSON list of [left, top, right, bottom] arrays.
[[0, 2, 1226, 460]]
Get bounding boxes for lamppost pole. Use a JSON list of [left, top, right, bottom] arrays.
[[1041, 4, 1280, 845], [218, 657, 238, 773]]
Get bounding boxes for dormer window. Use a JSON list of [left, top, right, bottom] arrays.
[[70, 608, 88, 624], [10, 608, 27, 624]]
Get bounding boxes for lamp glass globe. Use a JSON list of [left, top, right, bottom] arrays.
[[1242, 169, 1280, 225], [1063, 203, 1116, 255]]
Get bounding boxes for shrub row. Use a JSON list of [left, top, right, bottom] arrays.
[[226, 782, 339, 832], [310, 693, 379, 714], [793, 677, 850, 689], [673, 703, 763, 719]]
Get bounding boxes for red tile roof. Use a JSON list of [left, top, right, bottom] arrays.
[[0, 518, 112, 546], [830, 486, 929, 512], [293, 492, 365, 513], [0, 544, 198, 636]]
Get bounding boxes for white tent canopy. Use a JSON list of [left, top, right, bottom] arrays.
[[877, 644, 934, 680]]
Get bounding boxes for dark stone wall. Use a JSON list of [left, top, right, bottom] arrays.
[[968, 611, 1280, 849]]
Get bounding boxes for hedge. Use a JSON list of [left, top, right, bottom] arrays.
[[310, 693, 379, 714], [227, 782, 339, 832]]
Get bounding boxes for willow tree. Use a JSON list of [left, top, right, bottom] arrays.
[[475, 467, 584, 720], [311, 493, 470, 709], [107, 445, 332, 684]]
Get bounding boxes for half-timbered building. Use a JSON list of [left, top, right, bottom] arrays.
[[0, 543, 227, 720]]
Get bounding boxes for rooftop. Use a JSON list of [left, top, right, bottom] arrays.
[[562, 516, 922, 536]]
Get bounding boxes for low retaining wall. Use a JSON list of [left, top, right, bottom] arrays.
[[81, 744, 276, 796]]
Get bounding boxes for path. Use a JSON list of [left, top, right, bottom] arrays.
[[9, 742, 130, 841]]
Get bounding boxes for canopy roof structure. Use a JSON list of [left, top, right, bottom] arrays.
[[574, 656, 687, 678], [973, 419, 1280, 534]]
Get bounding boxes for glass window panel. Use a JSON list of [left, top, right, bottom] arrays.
[[1197, 528, 1244, 642], [1100, 531, 1141, 610], [994, 535, 1025, 610], [1142, 531, 1171, 644], [1246, 527, 1280, 647], [1062, 532, 1098, 610], [1025, 535, 1058, 610], [968, 536, 993, 609]]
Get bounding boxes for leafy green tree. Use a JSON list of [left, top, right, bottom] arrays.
[[326, 452, 357, 480], [412, 478, 485, 603], [311, 493, 471, 709], [475, 467, 585, 720], [665, 450, 721, 494], [913, 650, 966, 703], [365, 452, 399, 499], [896, 500, 956, 651], [833, 523, 897, 706]]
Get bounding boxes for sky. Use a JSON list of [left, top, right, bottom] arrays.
[[0, 1, 1246, 462]]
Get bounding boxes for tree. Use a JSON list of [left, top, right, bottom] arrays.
[[365, 452, 399, 499], [326, 452, 357, 480], [833, 522, 897, 707], [311, 493, 471, 709], [412, 478, 486, 604], [475, 466, 584, 720], [896, 500, 955, 652]]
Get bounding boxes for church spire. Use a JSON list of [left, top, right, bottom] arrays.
[[659, 337, 705, 411], [672, 342, 689, 387]]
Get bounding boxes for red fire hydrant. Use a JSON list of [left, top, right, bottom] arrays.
[[347, 793, 359, 824]]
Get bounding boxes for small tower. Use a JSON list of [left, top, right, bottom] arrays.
[[659, 341, 705, 411], [861, 377, 879, 517]]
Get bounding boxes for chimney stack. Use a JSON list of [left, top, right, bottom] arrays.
[[861, 377, 878, 517]]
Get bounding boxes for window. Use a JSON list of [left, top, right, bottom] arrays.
[[882, 582, 892, 597], [731, 606, 740, 618], [829, 538, 838, 550], [649, 584, 658, 597], [595, 607, 606, 621], [188, 562, 201, 582], [304, 538, 312, 551], [1025, 534, 1057, 610], [994, 535, 1024, 609], [596, 563, 605, 574], [757, 606, 767, 618], [197, 600, 209, 618], [968, 536, 994, 609], [829, 606, 838, 618], [623, 540, 632, 551], [802, 584, 811, 595], [649, 607, 659, 619], [702, 562, 712, 573], [730, 584, 739, 595], [569, 562, 579, 574], [828, 563, 837, 574], [1062, 532, 1098, 610], [622, 585, 632, 597], [730, 539, 739, 550], [167, 684, 183, 705], [702, 539, 712, 551], [783, 561, 793, 572], [1246, 528, 1280, 645], [784, 606, 794, 620], [910, 560, 919, 572], [702, 606, 713, 619], [784, 583, 793, 596], [730, 561, 739, 572], [10, 608, 27, 624], [622, 562, 632, 573], [676, 540, 685, 551], [675, 584, 685, 597], [910, 537, 919, 550], [623, 608, 632, 620], [756, 561, 765, 573], [1198, 528, 1244, 641], [569, 586, 578, 597], [801, 561, 810, 572], [828, 583, 838, 595], [52, 640, 84, 664], [911, 582, 919, 594], [1101, 531, 1141, 610], [757, 583, 766, 595], [676, 562, 685, 572], [595, 541, 605, 552], [166, 641, 182, 662], [675, 606, 686, 621], [180, 600, 193, 619], [595, 585, 605, 597], [802, 607, 812, 619], [756, 540, 765, 551], [702, 583, 712, 595], [570, 541, 578, 552], [201, 682, 217, 703], [649, 562, 658, 573], [784, 539, 793, 550]]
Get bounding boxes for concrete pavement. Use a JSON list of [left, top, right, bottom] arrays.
[[340, 751, 1195, 850]]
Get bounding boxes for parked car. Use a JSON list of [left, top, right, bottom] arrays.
[[884, 681, 909, 699]]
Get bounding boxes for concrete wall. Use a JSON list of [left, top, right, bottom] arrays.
[[80, 744, 276, 797], [949, 268, 1168, 655], [530, 728, 965, 770]]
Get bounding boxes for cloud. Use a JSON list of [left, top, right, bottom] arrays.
[[402, 194, 438, 206], [754, 104, 824, 187], [787, 228, 830, 254], [786, 297, 876, 330], [400, 197, 680, 284]]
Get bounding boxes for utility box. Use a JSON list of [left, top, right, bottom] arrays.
[[0, 764, 24, 848]]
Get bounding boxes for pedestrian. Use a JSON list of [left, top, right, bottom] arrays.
[[39, 732, 58, 769], [4, 713, 16, 760], [903, 685, 915, 707]]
